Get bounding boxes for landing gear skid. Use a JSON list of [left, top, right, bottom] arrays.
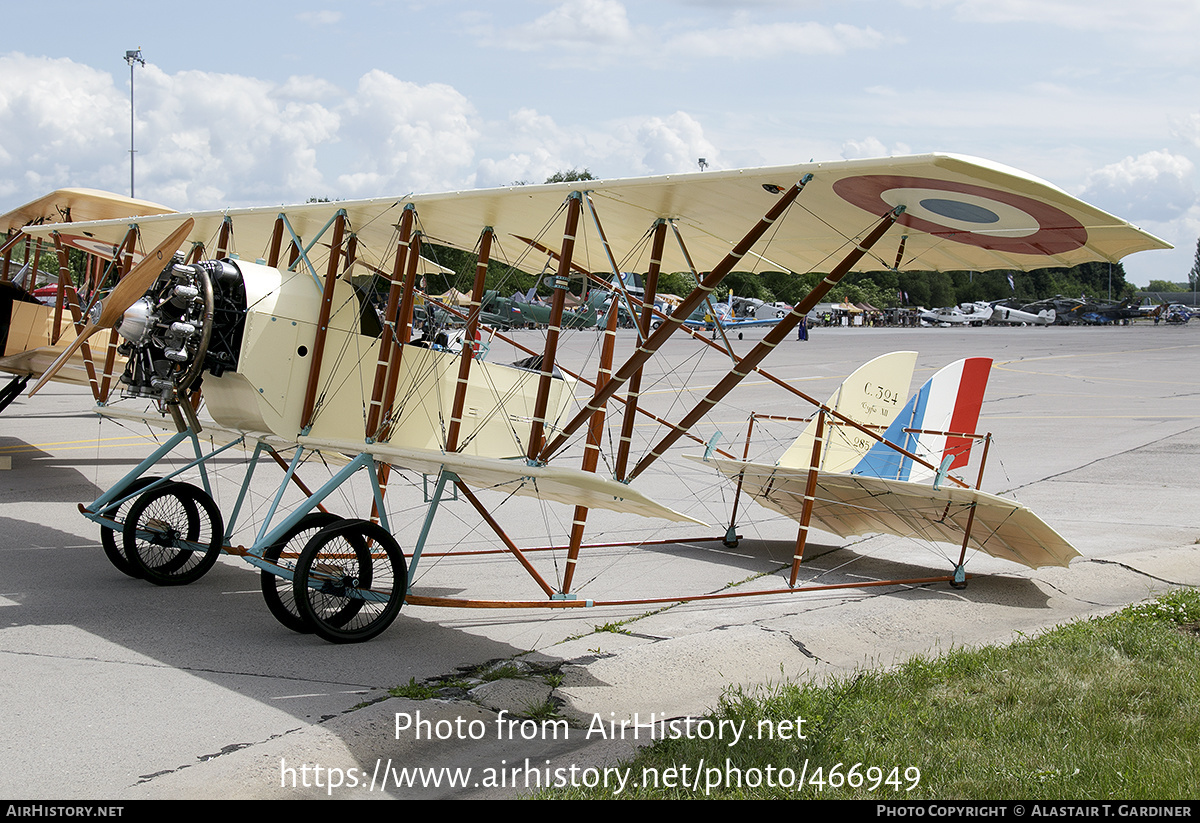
[[0, 374, 30, 414]]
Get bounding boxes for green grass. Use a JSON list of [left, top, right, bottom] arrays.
[[535, 589, 1200, 799], [388, 677, 440, 700]]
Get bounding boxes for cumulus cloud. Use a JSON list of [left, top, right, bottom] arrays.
[[485, 0, 887, 62], [472, 108, 717, 188], [0, 52, 724, 211], [622, 111, 719, 175], [506, 0, 636, 50], [135, 65, 341, 206], [1082, 149, 1196, 222], [666, 21, 888, 58], [0, 53, 127, 198], [297, 10, 343, 27], [901, 0, 1199, 31], [841, 137, 912, 159], [1171, 112, 1200, 151], [0, 55, 497, 209], [473, 108, 604, 187], [335, 71, 478, 196]]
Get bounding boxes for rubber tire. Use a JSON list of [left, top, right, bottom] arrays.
[[260, 511, 342, 634], [99, 476, 163, 578], [293, 519, 406, 644], [123, 482, 224, 586]]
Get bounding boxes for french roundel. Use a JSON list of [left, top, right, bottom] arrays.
[[833, 175, 1087, 256], [56, 233, 132, 260]]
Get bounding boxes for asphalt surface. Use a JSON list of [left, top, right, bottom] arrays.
[[1, 322, 1197, 798]]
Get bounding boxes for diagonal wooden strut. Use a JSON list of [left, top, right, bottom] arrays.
[[537, 175, 812, 464], [615, 220, 667, 481], [626, 206, 905, 481], [366, 206, 414, 438], [445, 227, 494, 453], [512, 227, 958, 484], [561, 273, 620, 594], [299, 211, 347, 431], [527, 192, 582, 461]]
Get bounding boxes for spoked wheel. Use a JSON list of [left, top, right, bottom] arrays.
[[123, 482, 224, 586], [98, 476, 163, 578], [260, 511, 342, 633], [292, 519, 406, 644]]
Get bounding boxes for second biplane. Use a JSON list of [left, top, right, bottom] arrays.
[[21, 153, 1169, 642], [0, 188, 176, 410]]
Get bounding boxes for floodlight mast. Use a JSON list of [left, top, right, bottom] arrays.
[[124, 48, 145, 198]]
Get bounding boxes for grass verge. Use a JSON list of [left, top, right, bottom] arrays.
[[536, 589, 1200, 799]]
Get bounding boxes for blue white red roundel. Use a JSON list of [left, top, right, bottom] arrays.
[[833, 175, 1087, 255]]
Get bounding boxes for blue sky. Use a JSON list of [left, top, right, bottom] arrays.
[[1, 0, 1196, 284]]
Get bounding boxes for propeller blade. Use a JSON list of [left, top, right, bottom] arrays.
[[28, 218, 194, 396], [27, 325, 100, 396], [94, 218, 195, 329]]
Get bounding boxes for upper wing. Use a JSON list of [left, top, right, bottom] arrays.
[[0, 188, 175, 234], [18, 154, 1170, 277]]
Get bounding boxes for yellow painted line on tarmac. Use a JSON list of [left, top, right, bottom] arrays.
[[0, 433, 164, 454], [992, 342, 1200, 386], [992, 364, 1200, 388]]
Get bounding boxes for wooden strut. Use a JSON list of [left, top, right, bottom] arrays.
[[430, 292, 738, 460], [0, 231, 19, 280], [29, 237, 45, 325], [366, 206, 414, 438], [789, 409, 825, 586], [412, 534, 736, 559], [455, 480, 557, 598], [98, 228, 141, 401], [299, 211, 346, 431], [625, 207, 905, 482], [403, 574, 964, 610], [561, 259, 620, 594], [267, 216, 285, 268], [615, 220, 667, 481], [953, 432, 993, 576], [527, 192, 583, 461], [445, 227, 494, 453], [512, 231, 960, 485], [49, 233, 103, 401], [49, 237, 66, 343], [537, 175, 813, 464], [381, 228, 424, 438], [215, 215, 233, 259], [367, 208, 418, 521]]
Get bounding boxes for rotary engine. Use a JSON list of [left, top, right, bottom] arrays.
[[115, 257, 246, 402]]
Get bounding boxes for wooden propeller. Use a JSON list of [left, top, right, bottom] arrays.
[[29, 218, 195, 396]]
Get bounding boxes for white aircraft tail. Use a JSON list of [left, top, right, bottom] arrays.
[[852, 357, 992, 482], [777, 351, 917, 473]]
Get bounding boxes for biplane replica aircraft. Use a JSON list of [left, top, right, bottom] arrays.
[[0, 188, 176, 411], [13, 153, 1169, 643]]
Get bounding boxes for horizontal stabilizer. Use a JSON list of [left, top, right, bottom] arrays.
[[688, 454, 1078, 569]]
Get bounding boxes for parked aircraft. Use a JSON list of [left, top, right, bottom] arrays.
[[17, 153, 1170, 642], [0, 189, 176, 410]]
